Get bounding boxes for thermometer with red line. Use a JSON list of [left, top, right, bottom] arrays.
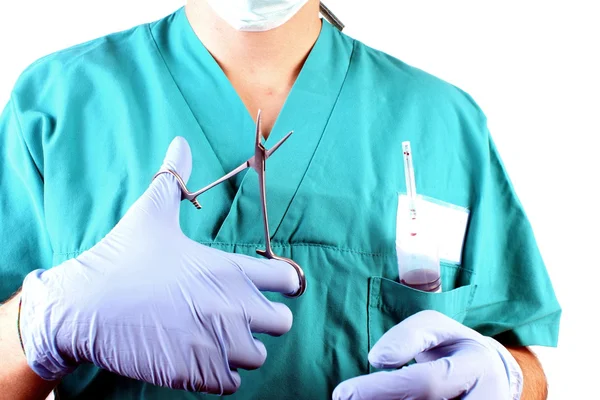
[[402, 141, 418, 236]]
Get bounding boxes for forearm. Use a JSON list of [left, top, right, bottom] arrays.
[[0, 291, 57, 400], [506, 346, 548, 400]]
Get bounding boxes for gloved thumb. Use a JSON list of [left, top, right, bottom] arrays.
[[158, 136, 193, 185], [134, 137, 193, 220]]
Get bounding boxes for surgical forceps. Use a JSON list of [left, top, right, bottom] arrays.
[[153, 111, 306, 298]]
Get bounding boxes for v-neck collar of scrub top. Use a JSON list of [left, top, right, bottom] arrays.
[[152, 7, 354, 244]]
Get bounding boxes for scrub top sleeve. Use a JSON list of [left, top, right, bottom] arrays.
[[0, 97, 53, 302], [461, 121, 561, 347]]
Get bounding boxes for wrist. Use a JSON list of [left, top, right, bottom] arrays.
[[0, 293, 59, 397], [0, 294, 29, 369]]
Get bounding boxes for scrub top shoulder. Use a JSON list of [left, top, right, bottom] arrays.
[[0, 7, 561, 400]]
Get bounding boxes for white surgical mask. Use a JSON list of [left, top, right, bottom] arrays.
[[205, 0, 310, 32]]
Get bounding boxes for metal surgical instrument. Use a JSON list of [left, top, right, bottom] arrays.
[[153, 110, 306, 298]]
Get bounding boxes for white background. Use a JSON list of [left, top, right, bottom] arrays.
[[1, 1, 598, 398]]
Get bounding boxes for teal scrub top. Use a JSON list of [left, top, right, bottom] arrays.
[[0, 7, 561, 400]]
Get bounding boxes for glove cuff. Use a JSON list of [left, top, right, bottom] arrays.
[[21, 269, 78, 380], [487, 337, 524, 400]]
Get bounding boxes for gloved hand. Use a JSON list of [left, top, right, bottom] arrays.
[[20, 137, 300, 394], [333, 310, 522, 400]]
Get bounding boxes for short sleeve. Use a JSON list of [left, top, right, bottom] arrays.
[[462, 122, 561, 347], [0, 97, 53, 302]]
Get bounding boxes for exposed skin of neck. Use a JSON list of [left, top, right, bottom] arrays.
[[185, 0, 322, 137]]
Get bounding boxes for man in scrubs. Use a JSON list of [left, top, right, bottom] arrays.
[[0, 1, 560, 399]]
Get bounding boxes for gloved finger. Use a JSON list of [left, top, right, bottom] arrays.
[[136, 136, 193, 219], [227, 336, 267, 371], [199, 370, 241, 395], [158, 136, 193, 184], [332, 371, 394, 400], [368, 310, 480, 369], [332, 370, 402, 400], [187, 340, 242, 394], [247, 300, 293, 337], [230, 253, 300, 295], [221, 371, 241, 395], [333, 356, 478, 400]]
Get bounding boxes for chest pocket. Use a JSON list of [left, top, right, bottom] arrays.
[[367, 265, 478, 372], [366, 193, 477, 371]]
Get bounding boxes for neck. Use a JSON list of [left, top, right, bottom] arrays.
[[185, 0, 322, 87]]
